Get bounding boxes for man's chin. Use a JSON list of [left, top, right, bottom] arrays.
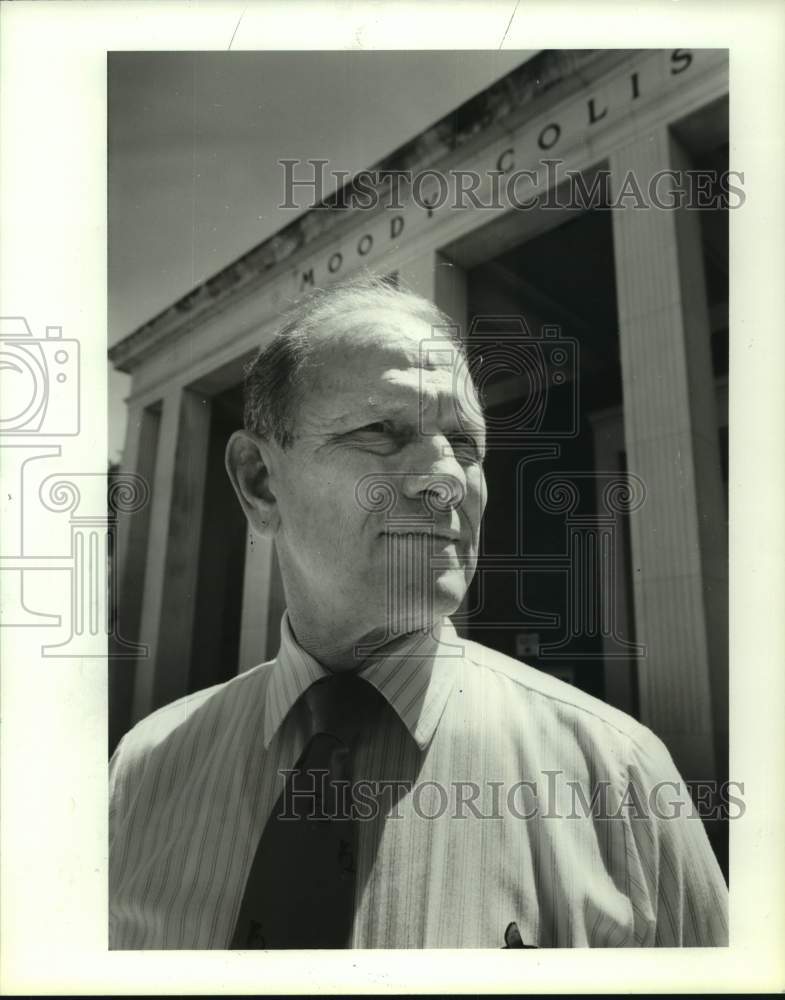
[[382, 574, 467, 632], [432, 571, 470, 613]]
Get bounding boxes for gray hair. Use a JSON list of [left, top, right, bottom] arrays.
[[243, 273, 467, 448]]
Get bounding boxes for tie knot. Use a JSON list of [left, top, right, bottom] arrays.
[[304, 672, 386, 746]]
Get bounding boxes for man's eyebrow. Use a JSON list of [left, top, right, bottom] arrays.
[[322, 387, 486, 434], [453, 420, 488, 452]]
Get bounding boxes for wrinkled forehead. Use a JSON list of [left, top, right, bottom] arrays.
[[313, 308, 445, 364], [304, 308, 478, 413]]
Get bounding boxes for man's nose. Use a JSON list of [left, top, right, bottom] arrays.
[[400, 435, 467, 512]]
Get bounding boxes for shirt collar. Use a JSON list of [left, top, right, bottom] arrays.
[[262, 611, 463, 752]]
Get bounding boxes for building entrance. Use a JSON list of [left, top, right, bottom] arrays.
[[455, 205, 637, 712]]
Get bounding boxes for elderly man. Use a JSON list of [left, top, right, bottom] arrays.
[[109, 274, 728, 949]]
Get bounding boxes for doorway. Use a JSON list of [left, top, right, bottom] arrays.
[[454, 205, 633, 708]]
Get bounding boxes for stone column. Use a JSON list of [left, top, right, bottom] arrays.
[[110, 403, 159, 746], [588, 407, 637, 716], [610, 125, 728, 780], [112, 404, 160, 675], [132, 386, 211, 722], [113, 403, 160, 632]]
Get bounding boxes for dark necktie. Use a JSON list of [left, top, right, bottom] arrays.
[[230, 672, 388, 949]]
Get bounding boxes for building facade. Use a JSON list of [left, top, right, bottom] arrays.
[[109, 49, 730, 823]]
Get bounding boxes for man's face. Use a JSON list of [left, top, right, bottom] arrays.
[[267, 309, 487, 642]]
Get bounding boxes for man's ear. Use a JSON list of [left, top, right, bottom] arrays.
[[225, 429, 280, 537]]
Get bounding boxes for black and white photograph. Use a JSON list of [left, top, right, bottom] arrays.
[[1, 1, 784, 994], [107, 45, 734, 950]]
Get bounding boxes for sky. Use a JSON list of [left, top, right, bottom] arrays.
[[108, 50, 534, 461]]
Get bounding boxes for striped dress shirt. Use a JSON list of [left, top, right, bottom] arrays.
[[109, 613, 728, 949]]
